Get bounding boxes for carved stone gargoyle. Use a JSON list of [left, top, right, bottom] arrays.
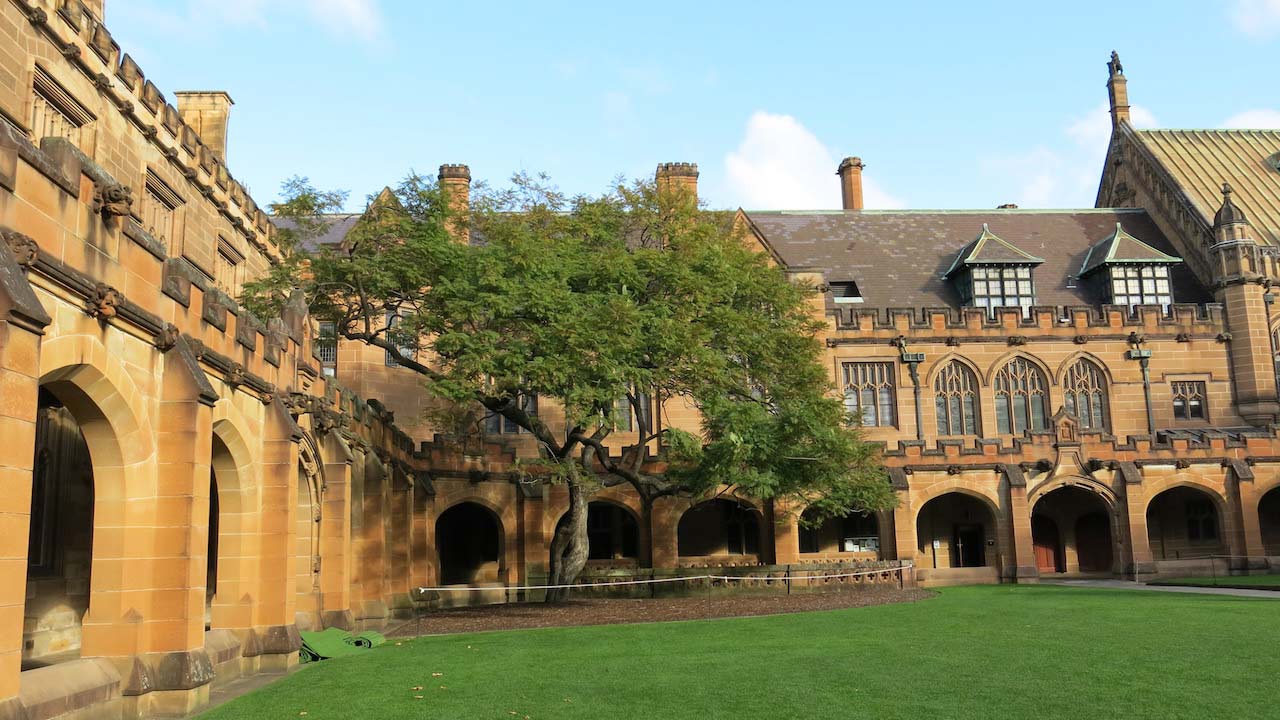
[[92, 182, 134, 220]]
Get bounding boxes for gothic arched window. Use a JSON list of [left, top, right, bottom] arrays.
[[994, 358, 1049, 434], [1063, 359, 1109, 431], [934, 361, 980, 435]]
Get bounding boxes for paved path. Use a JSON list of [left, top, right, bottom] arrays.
[[1044, 578, 1280, 599]]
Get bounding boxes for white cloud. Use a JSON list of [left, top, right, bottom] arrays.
[[1220, 109, 1280, 128], [982, 101, 1157, 208], [1232, 0, 1280, 39], [723, 111, 904, 210]]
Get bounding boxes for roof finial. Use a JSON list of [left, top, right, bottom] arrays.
[[1222, 182, 1233, 197], [1107, 50, 1130, 129], [1213, 180, 1249, 237], [1108, 51, 1123, 77]]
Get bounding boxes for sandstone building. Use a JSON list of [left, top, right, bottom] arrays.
[[0, 1, 1277, 717]]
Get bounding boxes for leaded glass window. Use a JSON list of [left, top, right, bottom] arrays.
[[967, 266, 1035, 316], [842, 362, 896, 427], [1109, 264, 1172, 310], [994, 358, 1048, 434], [484, 394, 538, 435], [1171, 381, 1206, 421], [934, 361, 980, 435], [1062, 359, 1108, 431]]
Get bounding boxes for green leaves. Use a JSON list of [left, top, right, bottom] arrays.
[[246, 171, 894, 521]]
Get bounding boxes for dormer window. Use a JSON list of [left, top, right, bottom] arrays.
[[1078, 223, 1181, 312], [944, 224, 1044, 317], [830, 280, 863, 304]]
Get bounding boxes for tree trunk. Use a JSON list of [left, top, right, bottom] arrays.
[[545, 479, 590, 602]]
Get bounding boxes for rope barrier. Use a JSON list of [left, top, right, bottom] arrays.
[[415, 563, 913, 593]]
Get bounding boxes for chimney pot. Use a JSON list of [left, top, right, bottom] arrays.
[[837, 156, 865, 211]]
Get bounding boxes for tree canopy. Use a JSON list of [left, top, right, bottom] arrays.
[[245, 172, 895, 595]]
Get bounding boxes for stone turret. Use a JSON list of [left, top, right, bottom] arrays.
[[1209, 183, 1279, 425]]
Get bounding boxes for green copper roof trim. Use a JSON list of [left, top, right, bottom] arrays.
[[1078, 222, 1183, 277], [944, 223, 1045, 277]]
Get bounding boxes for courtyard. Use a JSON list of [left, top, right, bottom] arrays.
[[199, 585, 1279, 719]]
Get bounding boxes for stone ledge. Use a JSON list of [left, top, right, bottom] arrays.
[[18, 658, 121, 720]]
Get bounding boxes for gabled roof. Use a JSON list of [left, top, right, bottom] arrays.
[[944, 223, 1044, 277], [742, 209, 1211, 309], [1128, 129, 1280, 245], [1078, 222, 1183, 276]]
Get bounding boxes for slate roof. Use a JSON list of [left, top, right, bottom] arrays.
[[743, 208, 1212, 309], [1078, 222, 1182, 277], [1128, 128, 1280, 246], [274, 214, 362, 252]]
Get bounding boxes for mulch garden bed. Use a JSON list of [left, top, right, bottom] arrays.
[[385, 586, 934, 637]]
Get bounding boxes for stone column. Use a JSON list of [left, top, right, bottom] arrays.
[[318, 433, 354, 630], [1006, 483, 1039, 583], [255, 398, 302, 670]]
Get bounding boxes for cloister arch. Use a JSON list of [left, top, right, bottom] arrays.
[[1146, 485, 1227, 561], [24, 346, 152, 672], [1259, 485, 1280, 556], [914, 490, 999, 570], [797, 507, 882, 558], [208, 419, 256, 631], [436, 501, 505, 585], [677, 499, 763, 559], [1031, 484, 1117, 575], [554, 501, 640, 563]]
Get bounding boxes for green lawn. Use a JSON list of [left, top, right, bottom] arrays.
[[201, 586, 1279, 720], [1153, 574, 1280, 588]]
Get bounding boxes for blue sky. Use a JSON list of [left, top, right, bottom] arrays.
[[109, 0, 1280, 213]]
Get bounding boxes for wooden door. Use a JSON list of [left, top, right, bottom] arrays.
[[953, 524, 985, 568], [1032, 514, 1062, 573], [1075, 512, 1113, 573]]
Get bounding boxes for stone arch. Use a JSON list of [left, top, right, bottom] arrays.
[[1145, 481, 1229, 561], [31, 339, 154, 663], [553, 499, 641, 563], [983, 350, 1055, 387], [925, 353, 986, 388], [676, 498, 764, 559], [436, 501, 506, 585], [1053, 350, 1117, 387], [914, 489, 1000, 570], [208, 417, 258, 631], [1030, 481, 1119, 575], [1257, 484, 1280, 556]]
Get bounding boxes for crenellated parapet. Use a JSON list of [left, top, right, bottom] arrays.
[[828, 303, 1225, 341]]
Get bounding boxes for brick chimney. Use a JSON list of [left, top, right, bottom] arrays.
[[1106, 51, 1130, 129], [655, 162, 699, 204], [837, 157, 864, 210], [174, 91, 233, 161], [438, 164, 471, 243]]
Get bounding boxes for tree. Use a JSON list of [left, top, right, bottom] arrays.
[[245, 172, 896, 601]]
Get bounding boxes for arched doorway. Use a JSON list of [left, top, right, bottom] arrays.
[[436, 502, 504, 585], [554, 502, 639, 563], [798, 507, 882, 559], [915, 492, 995, 570], [1147, 486, 1225, 560], [22, 389, 94, 669], [676, 499, 762, 559], [1031, 485, 1115, 575], [1260, 486, 1280, 556]]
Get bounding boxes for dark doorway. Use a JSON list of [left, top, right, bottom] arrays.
[[436, 503, 503, 585], [1075, 512, 1112, 572], [1032, 514, 1063, 573], [953, 524, 985, 568]]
